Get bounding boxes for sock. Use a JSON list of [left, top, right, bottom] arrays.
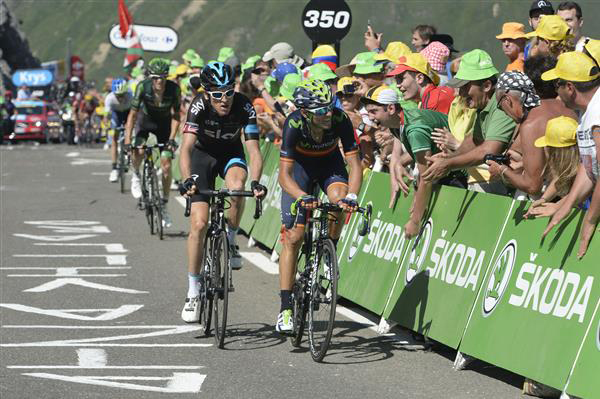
[[227, 226, 239, 246], [112, 163, 117, 170], [280, 290, 292, 312], [187, 273, 201, 297]]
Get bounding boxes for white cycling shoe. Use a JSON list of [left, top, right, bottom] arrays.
[[162, 207, 172, 228], [181, 296, 200, 323], [109, 169, 118, 183], [130, 174, 142, 199], [276, 309, 294, 334]]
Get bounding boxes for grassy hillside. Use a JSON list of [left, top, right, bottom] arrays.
[[10, 0, 600, 84]]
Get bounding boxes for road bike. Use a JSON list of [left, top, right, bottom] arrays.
[[135, 143, 165, 240], [115, 127, 129, 194], [184, 188, 262, 348], [290, 201, 371, 362]]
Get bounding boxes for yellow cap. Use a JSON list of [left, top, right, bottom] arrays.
[[176, 64, 189, 76], [524, 15, 570, 41], [541, 51, 600, 82], [534, 116, 578, 148], [84, 94, 93, 101], [373, 41, 411, 63], [387, 52, 440, 85], [336, 76, 358, 93], [584, 39, 600, 67]]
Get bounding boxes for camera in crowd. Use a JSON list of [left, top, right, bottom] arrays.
[[484, 154, 510, 165]]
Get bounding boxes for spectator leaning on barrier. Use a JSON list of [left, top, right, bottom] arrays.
[[556, 1, 588, 52], [422, 49, 517, 195], [386, 52, 454, 114], [526, 15, 574, 58], [526, 0, 555, 59], [362, 85, 466, 238], [537, 51, 600, 258], [411, 25, 437, 52], [496, 23, 527, 72]]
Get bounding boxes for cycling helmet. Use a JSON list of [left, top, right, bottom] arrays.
[[292, 78, 333, 109], [84, 94, 93, 101], [111, 78, 128, 95], [70, 76, 80, 83], [200, 62, 235, 90], [147, 57, 170, 77]]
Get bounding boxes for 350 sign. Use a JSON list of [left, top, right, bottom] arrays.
[[302, 0, 352, 43]]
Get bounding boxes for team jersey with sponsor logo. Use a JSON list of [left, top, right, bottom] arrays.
[[280, 108, 358, 161], [182, 92, 259, 150], [131, 79, 181, 120]]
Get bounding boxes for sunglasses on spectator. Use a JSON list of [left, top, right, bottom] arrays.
[[252, 68, 267, 74], [307, 103, 334, 116], [208, 89, 235, 100]]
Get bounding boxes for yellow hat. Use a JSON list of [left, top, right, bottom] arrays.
[[496, 22, 527, 40], [336, 76, 358, 93], [387, 52, 440, 85], [584, 39, 600, 67], [373, 41, 411, 63], [534, 116, 578, 148], [541, 51, 600, 82], [175, 64, 189, 76], [525, 15, 570, 41]]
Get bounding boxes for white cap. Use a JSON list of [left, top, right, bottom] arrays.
[[263, 42, 295, 63]]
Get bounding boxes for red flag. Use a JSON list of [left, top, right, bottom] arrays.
[[118, 0, 132, 38]]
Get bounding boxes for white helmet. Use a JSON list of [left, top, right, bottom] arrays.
[[70, 76, 80, 83]]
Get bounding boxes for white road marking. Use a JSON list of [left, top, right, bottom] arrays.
[[14, 233, 98, 241], [23, 278, 147, 294], [34, 243, 128, 252], [91, 172, 111, 176], [65, 152, 80, 157], [21, 372, 206, 393], [240, 252, 278, 274], [24, 220, 110, 234], [13, 254, 127, 265], [0, 304, 143, 321], [79, 348, 107, 367], [1, 325, 211, 347]]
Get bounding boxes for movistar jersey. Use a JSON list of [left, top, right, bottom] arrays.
[[183, 92, 259, 150], [280, 108, 358, 161], [131, 79, 181, 120]]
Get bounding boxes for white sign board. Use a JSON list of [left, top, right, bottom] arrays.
[[108, 24, 178, 53]]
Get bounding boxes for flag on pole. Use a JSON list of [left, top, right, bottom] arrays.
[[118, 0, 143, 69]]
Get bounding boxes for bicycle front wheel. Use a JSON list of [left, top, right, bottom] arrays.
[[308, 239, 338, 362], [142, 166, 154, 234], [199, 236, 213, 337], [150, 170, 163, 240], [118, 147, 126, 194], [290, 278, 307, 348], [212, 230, 230, 349]]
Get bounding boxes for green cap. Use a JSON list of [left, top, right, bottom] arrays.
[[307, 63, 337, 82], [182, 49, 199, 62], [448, 49, 499, 87], [280, 73, 302, 100], [190, 56, 205, 68], [242, 55, 261, 73], [352, 52, 383, 75], [217, 47, 235, 63]]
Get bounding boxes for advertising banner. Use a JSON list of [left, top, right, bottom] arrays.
[[12, 69, 54, 87], [336, 171, 411, 315], [238, 142, 273, 234], [109, 24, 178, 53], [459, 205, 600, 391], [383, 188, 514, 348]]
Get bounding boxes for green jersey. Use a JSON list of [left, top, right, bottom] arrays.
[[131, 78, 181, 120]]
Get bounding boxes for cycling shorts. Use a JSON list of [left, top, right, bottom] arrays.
[[134, 112, 173, 158], [281, 151, 348, 229], [110, 110, 130, 131], [189, 146, 247, 204]]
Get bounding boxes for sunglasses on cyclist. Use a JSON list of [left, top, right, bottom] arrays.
[[150, 74, 167, 80], [307, 104, 333, 116], [208, 89, 235, 100]]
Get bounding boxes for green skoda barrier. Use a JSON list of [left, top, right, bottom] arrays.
[[563, 298, 600, 398], [336, 171, 412, 315], [249, 144, 282, 248], [458, 205, 600, 393], [382, 187, 514, 349]]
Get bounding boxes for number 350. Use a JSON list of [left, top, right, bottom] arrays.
[[303, 10, 350, 29]]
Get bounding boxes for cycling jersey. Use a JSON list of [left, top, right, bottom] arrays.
[[104, 92, 132, 114], [183, 92, 259, 151], [280, 108, 359, 161], [79, 99, 98, 116], [131, 79, 181, 120]]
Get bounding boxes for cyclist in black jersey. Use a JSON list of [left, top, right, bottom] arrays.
[[124, 58, 181, 228], [179, 62, 267, 323], [276, 78, 363, 333]]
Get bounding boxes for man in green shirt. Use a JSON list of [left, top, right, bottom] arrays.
[[422, 49, 516, 195], [363, 85, 467, 238]]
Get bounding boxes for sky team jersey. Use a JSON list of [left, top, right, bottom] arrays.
[[182, 92, 259, 149], [131, 79, 181, 119], [280, 108, 358, 161]]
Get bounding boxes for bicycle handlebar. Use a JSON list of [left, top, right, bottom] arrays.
[[183, 188, 263, 219]]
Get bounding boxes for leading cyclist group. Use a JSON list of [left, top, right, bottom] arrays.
[[102, 56, 366, 347]]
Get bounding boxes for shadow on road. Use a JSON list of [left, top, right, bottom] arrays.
[[207, 322, 288, 350]]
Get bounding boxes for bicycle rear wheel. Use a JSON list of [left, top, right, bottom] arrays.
[[308, 238, 338, 362], [290, 278, 308, 347], [212, 230, 230, 348]]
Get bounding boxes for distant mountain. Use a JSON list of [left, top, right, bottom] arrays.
[[9, 0, 600, 83]]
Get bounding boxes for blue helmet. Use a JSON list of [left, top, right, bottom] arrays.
[[111, 78, 128, 95], [200, 62, 235, 90]]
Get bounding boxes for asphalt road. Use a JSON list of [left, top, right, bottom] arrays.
[[0, 143, 525, 398]]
